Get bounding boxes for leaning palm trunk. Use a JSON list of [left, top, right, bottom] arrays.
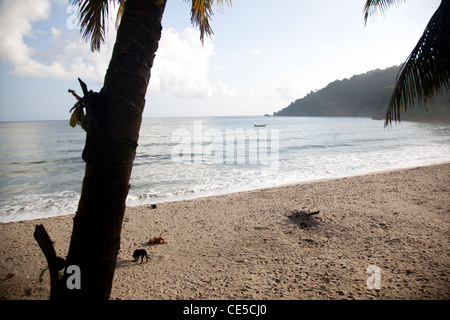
[[61, 0, 167, 299]]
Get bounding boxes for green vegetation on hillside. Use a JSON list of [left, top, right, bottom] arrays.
[[273, 66, 450, 122]]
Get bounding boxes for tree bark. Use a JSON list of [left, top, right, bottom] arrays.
[[61, 0, 167, 299]]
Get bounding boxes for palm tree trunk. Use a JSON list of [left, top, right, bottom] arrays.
[[61, 0, 167, 299]]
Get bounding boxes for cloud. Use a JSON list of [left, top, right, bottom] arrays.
[[0, 0, 112, 82], [0, 0, 231, 98], [150, 28, 232, 98], [43, 27, 113, 82], [249, 49, 261, 55], [0, 0, 51, 66], [269, 81, 308, 100]]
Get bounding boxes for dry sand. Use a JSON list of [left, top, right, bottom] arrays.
[[0, 162, 449, 300]]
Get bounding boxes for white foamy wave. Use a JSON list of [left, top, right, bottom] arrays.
[[1, 117, 449, 223], [0, 191, 79, 223]]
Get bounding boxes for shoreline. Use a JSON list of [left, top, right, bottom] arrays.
[[3, 160, 450, 224], [0, 162, 449, 299]]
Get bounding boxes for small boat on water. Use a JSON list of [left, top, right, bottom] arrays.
[[254, 124, 267, 127]]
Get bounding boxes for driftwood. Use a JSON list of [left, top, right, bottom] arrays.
[[287, 210, 320, 229], [34, 224, 65, 299]]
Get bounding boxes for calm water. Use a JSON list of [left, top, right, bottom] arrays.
[[1, 116, 449, 222]]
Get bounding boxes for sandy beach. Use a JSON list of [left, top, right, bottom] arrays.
[[0, 162, 449, 300]]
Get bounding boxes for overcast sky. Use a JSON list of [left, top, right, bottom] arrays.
[[0, 0, 441, 121]]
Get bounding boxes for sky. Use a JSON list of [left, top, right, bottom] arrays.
[[0, 0, 442, 121]]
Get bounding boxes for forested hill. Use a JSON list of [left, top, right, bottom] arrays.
[[273, 66, 450, 122]]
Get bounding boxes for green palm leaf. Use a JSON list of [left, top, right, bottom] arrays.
[[187, 0, 231, 43], [363, 0, 405, 25], [364, 0, 450, 125], [74, 0, 232, 50], [115, 0, 126, 29], [385, 1, 450, 125], [71, 0, 113, 52]]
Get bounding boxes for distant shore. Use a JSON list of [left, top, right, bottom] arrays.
[[0, 162, 449, 300]]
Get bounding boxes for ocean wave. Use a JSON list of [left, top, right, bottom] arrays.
[[1, 117, 449, 223], [0, 191, 79, 223]]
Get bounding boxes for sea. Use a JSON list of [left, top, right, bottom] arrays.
[[1, 116, 449, 223]]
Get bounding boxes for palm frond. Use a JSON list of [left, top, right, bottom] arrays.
[[363, 0, 405, 25], [71, 0, 113, 52], [186, 0, 231, 44], [385, 0, 450, 125], [115, 0, 126, 29]]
